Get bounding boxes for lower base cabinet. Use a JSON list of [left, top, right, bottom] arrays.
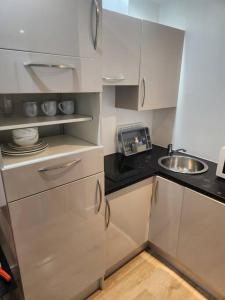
[[149, 176, 184, 258], [8, 173, 105, 300], [105, 179, 152, 271], [177, 188, 225, 298]]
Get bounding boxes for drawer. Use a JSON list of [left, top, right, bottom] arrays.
[[2, 147, 103, 202], [0, 49, 101, 93]]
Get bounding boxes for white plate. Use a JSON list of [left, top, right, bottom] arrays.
[[2, 142, 48, 156]]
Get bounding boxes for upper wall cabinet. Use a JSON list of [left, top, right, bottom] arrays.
[[140, 21, 184, 110], [0, 0, 102, 58], [102, 9, 141, 86], [116, 20, 184, 110]]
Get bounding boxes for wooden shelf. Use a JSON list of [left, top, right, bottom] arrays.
[[0, 114, 93, 131]]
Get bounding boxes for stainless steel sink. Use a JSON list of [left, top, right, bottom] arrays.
[[158, 155, 208, 174]]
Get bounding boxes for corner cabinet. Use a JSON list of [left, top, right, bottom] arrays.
[[102, 9, 141, 86], [177, 188, 225, 298], [8, 173, 105, 300], [0, 0, 102, 58], [105, 179, 152, 272], [149, 176, 184, 258], [115, 20, 184, 110]]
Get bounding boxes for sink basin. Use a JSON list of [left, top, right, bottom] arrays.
[[158, 155, 208, 174]]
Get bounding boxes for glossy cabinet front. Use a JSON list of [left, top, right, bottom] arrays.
[[106, 179, 152, 271], [0, 49, 101, 94], [102, 9, 141, 86], [149, 176, 184, 258], [139, 21, 184, 110], [0, 0, 102, 58], [177, 188, 225, 298], [8, 173, 105, 300]]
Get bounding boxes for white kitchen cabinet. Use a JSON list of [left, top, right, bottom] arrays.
[[139, 21, 184, 110], [149, 176, 184, 258], [8, 173, 105, 300], [177, 188, 225, 298], [115, 20, 184, 110], [102, 10, 141, 86], [105, 179, 152, 271], [0, 0, 102, 58], [0, 49, 101, 93]]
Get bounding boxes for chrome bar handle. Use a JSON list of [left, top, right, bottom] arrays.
[[94, 0, 100, 50], [154, 180, 159, 205], [150, 179, 155, 207], [102, 75, 125, 82], [141, 78, 146, 107], [24, 63, 75, 70], [97, 180, 103, 213], [105, 198, 111, 229], [38, 159, 81, 173], [151, 179, 159, 207]]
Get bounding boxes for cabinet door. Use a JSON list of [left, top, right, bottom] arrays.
[[102, 10, 141, 86], [177, 188, 225, 298], [0, 49, 101, 93], [8, 173, 105, 300], [106, 179, 152, 271], [149, 176, 184, 258], [0, 0, 101, 57], [139, 21, 184, 110]]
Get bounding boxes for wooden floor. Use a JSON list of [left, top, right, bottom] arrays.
[[88, 251, 207, 300]]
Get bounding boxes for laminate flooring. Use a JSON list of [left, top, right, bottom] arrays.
[[88, 251, 207, 300]]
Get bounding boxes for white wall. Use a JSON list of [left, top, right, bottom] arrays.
[[102, 87, 153, 155], [129, 0, 159, 21], [102, 0, 129, 14], [102, 0, 159, 155], [158, 0, 225, 162]]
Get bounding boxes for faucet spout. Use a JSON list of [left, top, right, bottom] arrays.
[[167, 144, 186, 156]]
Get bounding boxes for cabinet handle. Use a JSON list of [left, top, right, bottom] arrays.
[[141, 78, 146, 107], [102, 76, 125, 82], [38, 159, 81, 173], [93, 0, 100, 50], [24, 63, 75, 70], [97, 180, 103, 212], [154, 180, 159, 205], [105, 198, 111, 229]]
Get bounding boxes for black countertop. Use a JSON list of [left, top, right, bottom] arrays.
[[105, 145, 225, 204]]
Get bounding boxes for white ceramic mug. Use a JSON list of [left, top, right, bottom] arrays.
[[41, 101, 57, 116], [58, 101, 74, 115], [0, 97, 13, 115], [23, 102, 38, 117], [12, 127, 39, 146]]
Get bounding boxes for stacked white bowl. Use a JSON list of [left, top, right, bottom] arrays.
[[12, 127, 39, 146]]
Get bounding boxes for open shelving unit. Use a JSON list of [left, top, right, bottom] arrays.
[[0, 92, 101, 170], [0, 114, 93, 131]]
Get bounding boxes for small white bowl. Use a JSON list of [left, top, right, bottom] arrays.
[[12, 128, 39, 146]]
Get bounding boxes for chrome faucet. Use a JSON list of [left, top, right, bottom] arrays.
[[167, 144, 187, 156]]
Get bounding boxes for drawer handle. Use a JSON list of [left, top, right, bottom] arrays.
[[102, 76, 125, 82], [105, 197, 111, 229], [24, 63, 75, 70], [97, 180, 103, 212], [38, 159, 81, 173]]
